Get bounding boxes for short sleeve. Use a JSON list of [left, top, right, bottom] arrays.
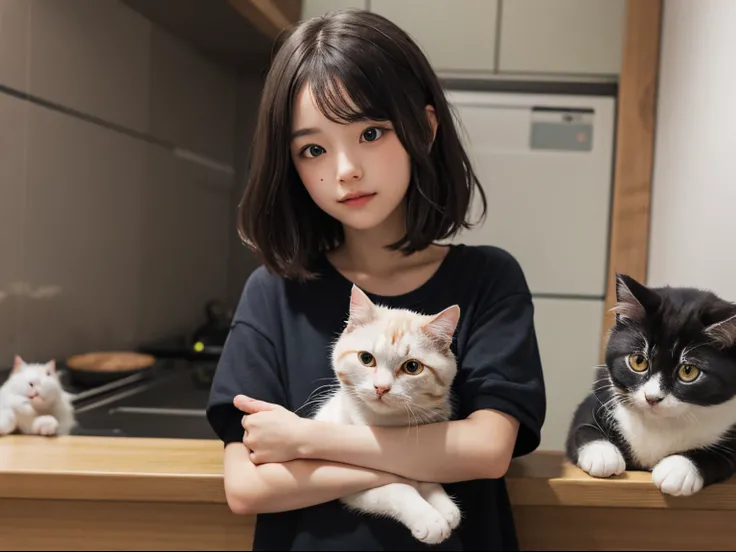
[[456, 255, 547, 458], [206, 268, 289, 446]]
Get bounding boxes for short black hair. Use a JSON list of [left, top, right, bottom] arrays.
[[238, 9, 486, 280]]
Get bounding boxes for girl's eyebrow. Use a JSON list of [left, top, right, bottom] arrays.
[[291, 127, 321, 140]]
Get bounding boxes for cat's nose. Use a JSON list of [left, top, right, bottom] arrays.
[[645, 394, 663, 405], [374, 385, 391, 397]]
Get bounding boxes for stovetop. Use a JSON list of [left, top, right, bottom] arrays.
[[0, 358, 219, 440]]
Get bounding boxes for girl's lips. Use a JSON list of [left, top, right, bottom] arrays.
[[340, 193, 376, 207]]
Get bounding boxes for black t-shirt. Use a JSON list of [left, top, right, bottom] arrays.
[[207, 244, 546, 551]]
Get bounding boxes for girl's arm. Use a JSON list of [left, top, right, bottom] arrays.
[[297, 409, 519, 483], [224, 442, 410, 515]]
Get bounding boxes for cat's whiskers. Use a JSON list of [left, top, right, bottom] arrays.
[[702, 439, 736, 466], [296, 381, 343, 415], [405, 401, 447, 425], [680, 342, 706, 361], [403, 403, 421, 446]]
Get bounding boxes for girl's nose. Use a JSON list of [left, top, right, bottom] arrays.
[[336, 152, 363, 182]]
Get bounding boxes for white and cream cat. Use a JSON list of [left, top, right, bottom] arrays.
[[313, 285, 462, 545], [0, 355, 75, 436]]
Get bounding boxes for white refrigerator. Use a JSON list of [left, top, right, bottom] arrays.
[[444, 86, 617, 451]]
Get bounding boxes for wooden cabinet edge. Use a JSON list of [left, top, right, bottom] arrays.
[[600, 0, 662, 361], [228, 0, 301, 39]]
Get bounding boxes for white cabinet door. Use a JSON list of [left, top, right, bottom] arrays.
[[499, 0, 626, 75], [301, 0, 367, 20], [370, 0, 498, 73], [444, 89, 616, 298], [532, 297, 604, 452]]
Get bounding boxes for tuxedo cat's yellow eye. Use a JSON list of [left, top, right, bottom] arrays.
[[627, 353, 649, 372], [678, 364, 700, 382], [401, 360, 424, 375], [358, 352, 376, 367]]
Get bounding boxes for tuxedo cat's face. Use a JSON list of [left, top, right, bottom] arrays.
[[606, 274, 736, 418], [331, 285, 460, 416]]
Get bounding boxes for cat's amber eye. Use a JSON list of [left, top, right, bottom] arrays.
[[358, 352, 376, 367], [627, 353, 649, 372], [401, 360, 424, 375], [677, 364, 700, 383]]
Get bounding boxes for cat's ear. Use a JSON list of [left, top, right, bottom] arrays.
[[345, 285, 376, 332], [704, 310, 736, 349], [45, 360, 56, 374], [12, 355, 25, 373], [422, 305, 461, 350], [612, 273, 661, 323]]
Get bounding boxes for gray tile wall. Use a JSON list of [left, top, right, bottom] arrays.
[[0, 0, 262, 367]]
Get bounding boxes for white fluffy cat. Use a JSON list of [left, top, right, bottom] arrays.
[[0, 355, 76, 436], [313, 285, 462, 545]]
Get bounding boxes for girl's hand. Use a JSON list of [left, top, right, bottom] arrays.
[[234, 395, 309, 464]]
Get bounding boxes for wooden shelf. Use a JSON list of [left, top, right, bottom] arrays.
[[1, 436, 734, 550]]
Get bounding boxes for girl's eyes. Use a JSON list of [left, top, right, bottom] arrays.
[[298, 126, 388, 158], [361, 127, 384, 142], [302, 145, 325, 158]]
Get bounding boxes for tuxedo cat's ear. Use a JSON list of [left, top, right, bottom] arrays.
[[613, 273, 661, 322], [704, 310, 736, 349], [346, 285, 376, 332], [12, 355, 25, 373], [422, 305, 460, 350]]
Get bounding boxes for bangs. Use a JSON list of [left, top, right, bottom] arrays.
[[294, 46, 393, 124]]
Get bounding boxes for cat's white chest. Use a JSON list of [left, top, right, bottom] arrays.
[[614, 401, 736, 469]]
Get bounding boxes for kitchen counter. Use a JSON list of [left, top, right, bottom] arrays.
[[2, 435, 735, 550]]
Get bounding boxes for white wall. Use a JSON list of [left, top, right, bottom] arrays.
[[648, 0, 736, 301]]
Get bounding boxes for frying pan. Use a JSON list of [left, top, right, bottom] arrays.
[[63, 351, 156, 387]]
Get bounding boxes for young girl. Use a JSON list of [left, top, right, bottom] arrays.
[[207, 8, 546, 551]]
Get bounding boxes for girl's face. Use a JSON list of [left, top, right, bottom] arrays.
[[290, 85, 412, 232]]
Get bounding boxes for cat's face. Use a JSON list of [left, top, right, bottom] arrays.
[[606, 274, 736, 418], [331, 286, 460, 418], [7, 356, 62, 406]]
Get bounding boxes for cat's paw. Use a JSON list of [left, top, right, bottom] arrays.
[[14, 399, 36, 417], [32, 415, 59, 436], [577, 440, 626, 478], [407, 510, 452, 545], [652, 455, 704, 496], [418, 482, 461, 529], [0, 410, 16, 435]]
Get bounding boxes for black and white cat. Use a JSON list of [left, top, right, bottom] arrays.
[[566, 274, 736, 496]]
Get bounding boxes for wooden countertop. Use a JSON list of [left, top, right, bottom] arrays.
[[1, 435, 735, 510]]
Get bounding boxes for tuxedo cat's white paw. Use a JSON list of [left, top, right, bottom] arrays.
[[418, 482, 461, 529], [32, 415, 59, 436], [577, 440, 626, 478], [406, 509, 452, 545], [652, 455, 704, 496]]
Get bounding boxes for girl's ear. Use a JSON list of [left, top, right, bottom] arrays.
[[425, 105, 438, 146]]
